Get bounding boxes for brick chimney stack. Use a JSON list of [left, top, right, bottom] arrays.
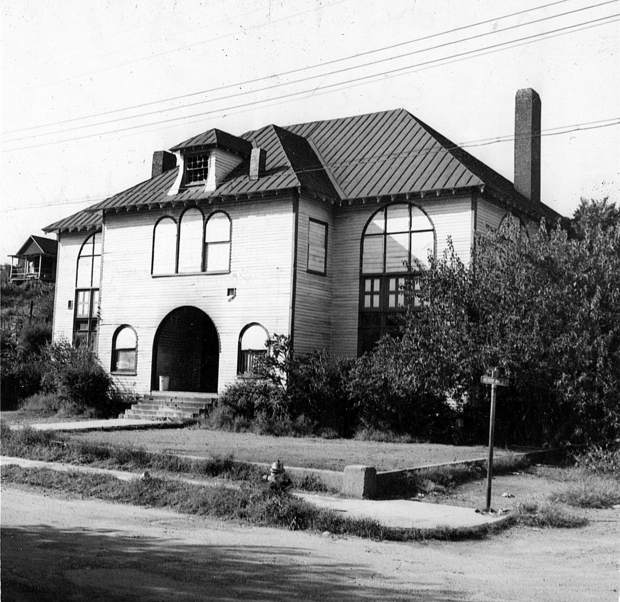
[[514, 88, 541, 203], [249, 148, 266, 181], [151, 150, 177, 179]]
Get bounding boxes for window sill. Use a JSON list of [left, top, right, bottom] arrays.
[[307, 269, 327, 277], [111, 371, 137, 376], [152, 270, 230, 278]]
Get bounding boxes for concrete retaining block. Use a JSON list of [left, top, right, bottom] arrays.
[[342, 465, 377, 499]]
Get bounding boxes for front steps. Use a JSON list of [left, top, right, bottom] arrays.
[[121, 391, 218, 422]]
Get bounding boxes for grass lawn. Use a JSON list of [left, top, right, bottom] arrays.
[[68, 426, 515, 472]]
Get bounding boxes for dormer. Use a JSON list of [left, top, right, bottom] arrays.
[[167, 128, 252, 196]]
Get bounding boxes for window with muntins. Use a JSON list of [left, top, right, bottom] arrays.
[[359, 203, 434, 353], [112, 326, 137, 373], [238, 323, 269, 375], [307, 218, 327, 274], [185, 153, 209, 184], [74, 231, 101, 349]]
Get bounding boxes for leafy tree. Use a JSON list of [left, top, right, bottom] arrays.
[[372, 199, 620, 445]]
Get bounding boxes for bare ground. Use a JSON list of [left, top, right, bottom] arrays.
[[2, 483, 618, 601], [68, 427, 514, 471]]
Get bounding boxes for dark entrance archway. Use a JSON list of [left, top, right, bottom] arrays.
[[151, 306, 219, 393]]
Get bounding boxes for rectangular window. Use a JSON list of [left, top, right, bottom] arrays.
[[74, 289, 99, 350], [307, 218, 327, 275], [185, 153, 209, 184]]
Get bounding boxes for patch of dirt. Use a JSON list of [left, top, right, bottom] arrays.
[[2, 484, 618, 601], [68, 427, 515, 472]]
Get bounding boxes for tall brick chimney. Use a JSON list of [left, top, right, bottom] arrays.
[[151, 150, 177, 178], [514, 88, 541, 203], [249, 147, 266, 181]]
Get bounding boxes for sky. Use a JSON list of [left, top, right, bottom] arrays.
[[1, 0, 618, 260]]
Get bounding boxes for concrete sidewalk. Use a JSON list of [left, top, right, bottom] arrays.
[[8, 418, 180, 432], [1, 455, 510, 533]]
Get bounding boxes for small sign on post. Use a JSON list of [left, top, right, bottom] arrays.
[[480, 367, 509, 513]]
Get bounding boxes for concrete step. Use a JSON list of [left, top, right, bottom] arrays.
[[139, 400, 212, 409], [123, 408, 197, 420]]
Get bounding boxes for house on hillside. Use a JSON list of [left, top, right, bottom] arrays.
[[43, 88, 559, 401], [9, 235, 58, 283]]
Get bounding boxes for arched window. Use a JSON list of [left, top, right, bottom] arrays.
[[111, 325, 137, 373], [152, 217, 177, 275], [359, 203, 435, 353], [205, 212, 231, 273], [178, 208, 204, 273], [74, 231, 102, 349], [238, 323, 269, 375], [76, 231, 102, 288]]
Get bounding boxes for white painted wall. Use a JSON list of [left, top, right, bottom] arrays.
[[293, 193, 333, 355], [93, 194, 294, 394], [52, 231, 92, 343]]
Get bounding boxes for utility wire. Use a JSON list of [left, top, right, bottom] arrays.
[[3, 12, 618, 153], [8, 0, 610, 144], [1, 0, 579, 137], [3, 117, 618, 213]]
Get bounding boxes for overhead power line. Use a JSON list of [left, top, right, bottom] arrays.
[[7, 0, 611, 144], [3, 116, 618, 213], [2, 11, 618, 153], [1, 0, 581, 137]]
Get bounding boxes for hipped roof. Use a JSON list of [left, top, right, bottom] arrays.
[[44, 108, 560, 233]]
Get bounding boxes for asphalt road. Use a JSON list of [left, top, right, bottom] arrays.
[[1, 484, 618, 601]]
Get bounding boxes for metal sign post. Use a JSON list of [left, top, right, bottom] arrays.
[[480, 368, 509, 512]]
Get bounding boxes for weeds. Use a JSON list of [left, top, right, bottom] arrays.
[[549, 476, 620, 509], [515, 501, 588, 528], [0, 465, 508, 541]]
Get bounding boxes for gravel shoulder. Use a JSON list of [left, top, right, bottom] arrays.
[[68, 426, 515, 471], [2, 484, 618, 601]]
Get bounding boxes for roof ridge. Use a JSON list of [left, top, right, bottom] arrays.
[[285, 107, 406, 130], [268, 124, 302, 188]]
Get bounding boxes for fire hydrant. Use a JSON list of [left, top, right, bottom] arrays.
[[263, 459, 291, 491]]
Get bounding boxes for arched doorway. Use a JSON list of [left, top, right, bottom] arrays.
[[151, 306, 219, 392]]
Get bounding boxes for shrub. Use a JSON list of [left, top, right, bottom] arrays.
[[286, 350, 356, 437], [20, 392, 61, 413], [550, 476, 620, 509], [215, 379, 288, 433], [347, 335, 459, 441], [18, 322, 52, 356], [573, 445, 620, 475]]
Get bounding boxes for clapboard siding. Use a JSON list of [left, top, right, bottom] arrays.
[[476, 198, 540, 236], [476, 198, 507, 232], [52, 231, 95, 343], [293, 193, 333, 354], [331, 195, 473, 357], [98, 193, 295, 393]]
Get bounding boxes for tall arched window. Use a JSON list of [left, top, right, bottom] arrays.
[[178, 208, 204, 273], [238, 323, 269, 375], [205, 212, 231, 273], [111, 325, 137, 373], [359, 203, 435, 353], [74, 231, 102, 349], [152, 217, 177, 275]]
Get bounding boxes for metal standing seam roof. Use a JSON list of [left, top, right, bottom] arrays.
[[44, 108, 560, 233]]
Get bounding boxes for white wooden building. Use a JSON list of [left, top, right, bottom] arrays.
[[45, 89, 558, 396]]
